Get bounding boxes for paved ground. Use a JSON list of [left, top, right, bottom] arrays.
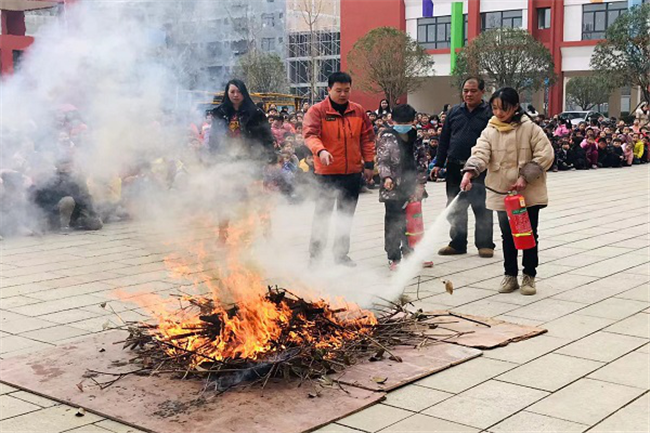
[[1, 166, 649, 433]]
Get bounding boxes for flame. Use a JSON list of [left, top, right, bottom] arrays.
[[118, 212, 376, 368]]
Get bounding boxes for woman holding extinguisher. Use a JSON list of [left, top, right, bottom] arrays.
[[460, 87, 554, 295], [377, 104, 431, 271]]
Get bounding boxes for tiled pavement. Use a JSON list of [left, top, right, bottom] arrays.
[[1, 166, 648, 433]]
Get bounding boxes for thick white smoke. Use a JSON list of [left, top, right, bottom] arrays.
[[1, 1, 421, 310]]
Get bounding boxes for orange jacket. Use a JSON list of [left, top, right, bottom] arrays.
[[303, 98, 376, 175]]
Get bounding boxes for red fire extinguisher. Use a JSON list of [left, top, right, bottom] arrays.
[[504, 192, 536, 250], [405, 201, 424, 248]]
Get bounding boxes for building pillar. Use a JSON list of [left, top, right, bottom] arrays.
[[608, 88, 622, 117], [467, 0, 481, 41], [547, 0, 564, 115], [0, 10, 30, 76], [631, 86, 641, 110], [340, 0, 406, 108], [450, 2, 463, 71]]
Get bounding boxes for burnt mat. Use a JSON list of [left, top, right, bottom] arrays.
[[0, 331, 383, 433], [330, 311, 546, 391], [0, 315, 546, 433], [333, 342, 482, 392], [418, 311, 548, 349]]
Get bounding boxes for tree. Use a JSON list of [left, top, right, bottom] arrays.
[[235, 51, 289, 93], [565, 75, 614, 110], [347, 27, 433, 106], [298, 0, 325, 103], [453, 27, 556, 93], [590, 4, 650, 104]]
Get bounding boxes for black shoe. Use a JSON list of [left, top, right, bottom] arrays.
[[335, 256, 357, 267]]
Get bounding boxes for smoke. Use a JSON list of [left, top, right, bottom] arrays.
[[389, 196, 459, 296], [1, 1, 413, 311]]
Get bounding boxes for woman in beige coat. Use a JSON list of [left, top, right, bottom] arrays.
[[460, 87, 554, 296]]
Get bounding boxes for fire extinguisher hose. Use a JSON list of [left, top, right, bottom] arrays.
[[484, 185, 509, 195]]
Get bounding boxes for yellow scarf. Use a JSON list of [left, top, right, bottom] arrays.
[[488, 116, 516, 132]]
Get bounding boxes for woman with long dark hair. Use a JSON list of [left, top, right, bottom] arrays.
[[208, 79, 275, 163], [375, 99, 391, 116], [208, 79, 276, 242], [460, 87, 554, 296]]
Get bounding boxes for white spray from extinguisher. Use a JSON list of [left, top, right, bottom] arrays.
[[390, 194, 464, 294]]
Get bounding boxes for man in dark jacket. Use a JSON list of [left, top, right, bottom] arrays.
[[431, 77, 495, 257]]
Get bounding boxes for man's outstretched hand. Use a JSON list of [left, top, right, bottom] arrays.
[[319, 150, 334, 166]]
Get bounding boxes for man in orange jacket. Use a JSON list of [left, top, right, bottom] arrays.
[[303, 72, 376, 267]]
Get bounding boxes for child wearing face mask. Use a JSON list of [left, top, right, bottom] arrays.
[[376, 104, 431, 271], [460, 87, 554, 296]]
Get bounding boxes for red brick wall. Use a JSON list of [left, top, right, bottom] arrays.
[[340, 0, 405, 111]]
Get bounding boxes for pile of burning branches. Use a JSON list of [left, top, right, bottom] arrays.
[[93, 286, 476, 392]]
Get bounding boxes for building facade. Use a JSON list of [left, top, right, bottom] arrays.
[[285, 0, 341, 101], [1, 0, 62, 76], [15, 0, 287, 91], [341, 0, 648, 116]]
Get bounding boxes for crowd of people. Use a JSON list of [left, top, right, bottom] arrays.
[[365, 101, 650, 182], [1, 75, 648, 252], [540, 102, 649, 170]]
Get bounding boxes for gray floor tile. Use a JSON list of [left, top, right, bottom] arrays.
[[527, 378, 645, 425]]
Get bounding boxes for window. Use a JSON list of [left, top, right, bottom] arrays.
[[231, 40, 248, 56], [231, 17, 246, 32], [12, 50, 24, 72], [288, 33, 310, 57], [207, 42, 225, 57], [279, 13, 284, 19], [481, 10, 523, 31], [464, 14, 468, 44], [261, 37, 275, 51], [537, 8, 551, 29], [262, 13, 275, 27], [621, 86, 631, 114], [417, 14, 467, 49], [319, 58, 340, 82], [289, 59, 311, 83], [582, 2, 626, 40], [288, 31, 340, 58]]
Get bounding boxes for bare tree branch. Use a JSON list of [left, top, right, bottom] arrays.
[[348, 27, 433, 105], [590, 4, 650, 104], [453, 28, 556, 95]]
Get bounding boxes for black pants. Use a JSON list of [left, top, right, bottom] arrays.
[[310, 173, 361, 260], [446, 162, 495, 252], [384, 200, 413, 262], [497, 205, 542, 277]]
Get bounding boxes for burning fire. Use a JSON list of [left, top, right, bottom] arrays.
[[119, 215, 376, 368]]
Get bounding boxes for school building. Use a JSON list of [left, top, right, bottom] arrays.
[[340, 0, 648, 117]]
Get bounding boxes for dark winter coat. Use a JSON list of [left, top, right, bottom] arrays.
[[32, 171, 100, 229], [569, 145, 587, 169], [208, 104, 275, 163], [555, 148, 574, 170], [376, 128, 428, 202]]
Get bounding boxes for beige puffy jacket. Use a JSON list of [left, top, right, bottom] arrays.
[[465, 115, 555, 211]]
